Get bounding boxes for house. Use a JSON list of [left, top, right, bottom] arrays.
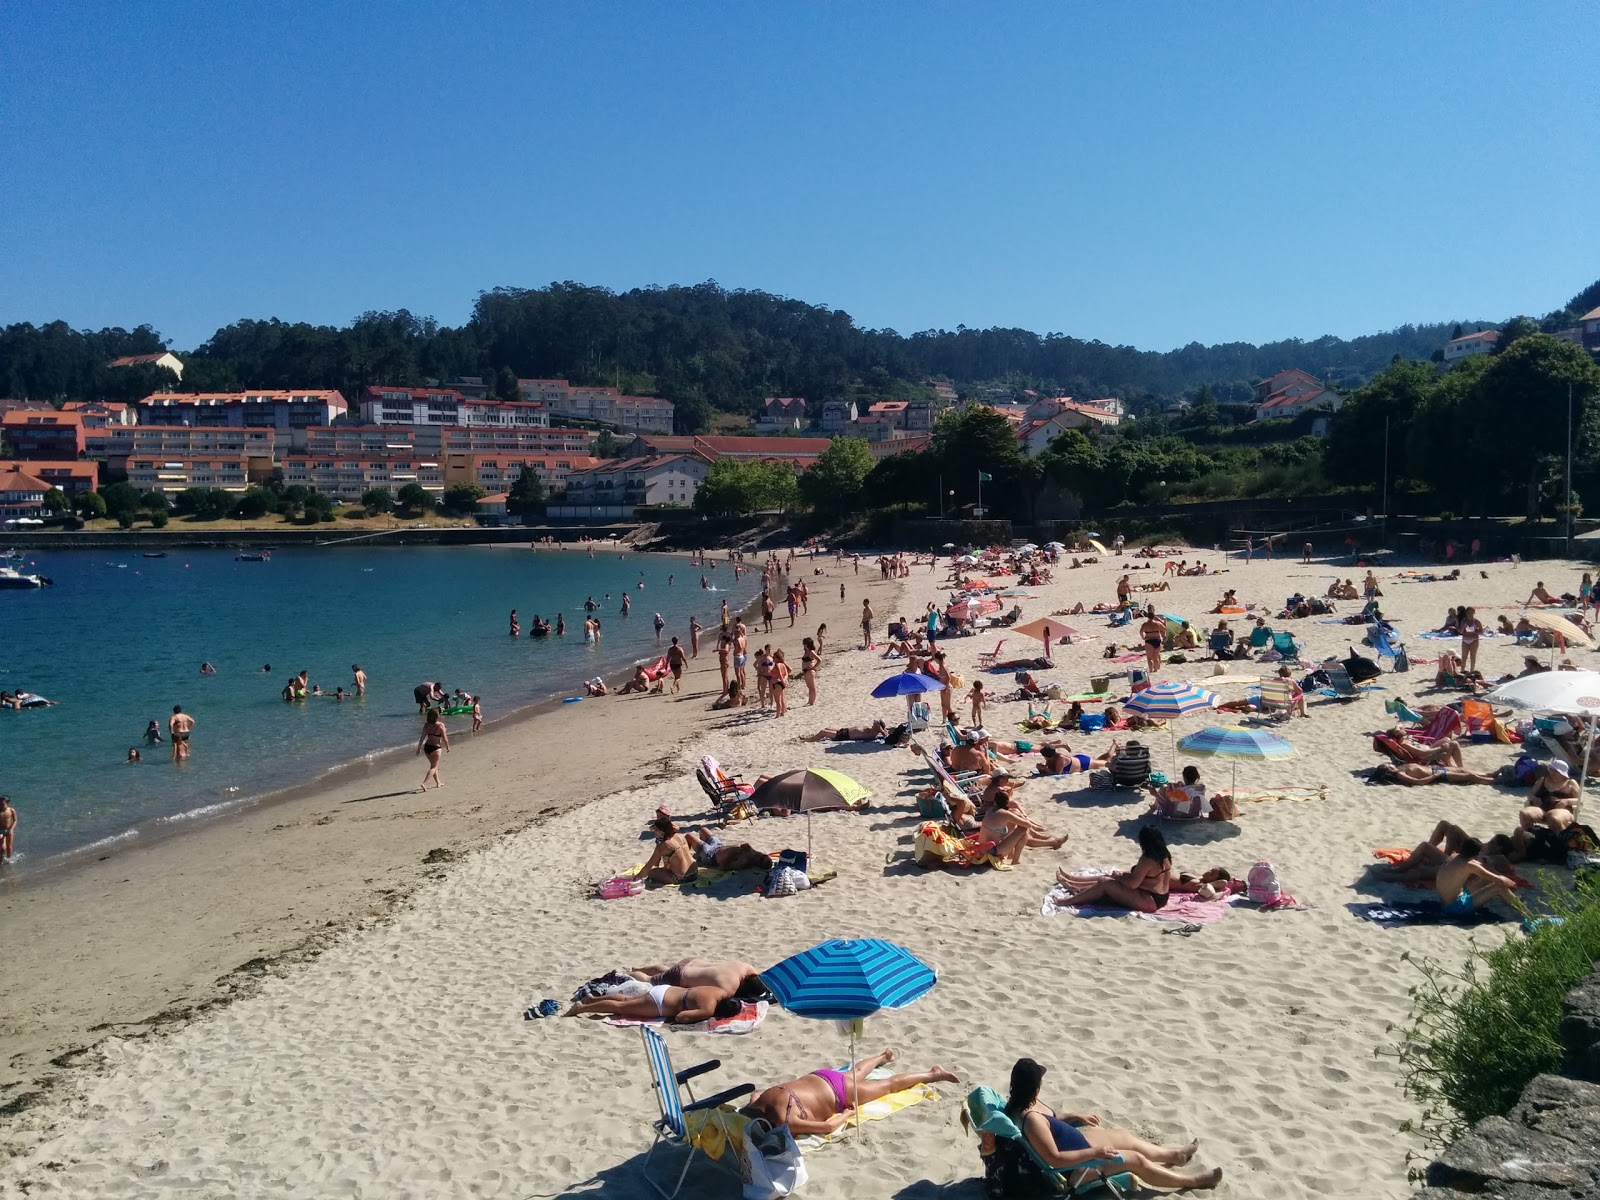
[[867, 434, 931, 462], [819, 400, 858, 433], [61, 401, 135, 428], [1443, 330, 1501, 363], [924, 378, 958, 407], [1078, 397, 1126, 419], [1580, 307, 1600, 355], [107, 351, 184, 381], [1023, 396, 1120, 430], [125, 456, 251, 495], [626, 434, 835, 470], [5, 460, 98, 495], [1, 410, 87, 459], [0, 399, 56, 417], [1251, 369, 1323, 405], [0, 467, 49, 520], [1019, 416, 1080, 457], [905, 399, 933, 431], [847, 415, 900, 442], [136, 391, 348, 450], [515, 378, 675, 434], [551, 453, 711, 520], [446, 376, 489, 400], [866, 401, 910, 429], [755, 397, 808, 433], [1255, 386, 1341, 423], [100, 426, 276, 482]]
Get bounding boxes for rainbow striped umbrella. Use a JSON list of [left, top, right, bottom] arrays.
[[1126, 681, 1220, 771], [1177, 724, 1297, 797]]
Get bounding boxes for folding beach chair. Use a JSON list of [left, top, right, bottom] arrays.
[[1110, 741, 1151, 789], [906, 700, 932, 733], [639, 1025, 754, 1199], [699, 755, 753, 804], [1207, 630, 1234, 660], [912, 739, 985, 804], [1411, 706, 1462, 743], [1255, 676, 1296, 722], [978, 639, 1007, 669], [964, 1085, 1131, 1197], [1318, 664, 1364, 702], [1270, 630, 1301, 664], [1367, 624, 1403, 660]]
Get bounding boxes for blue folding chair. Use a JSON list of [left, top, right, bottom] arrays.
[[640, 1025, 754, 1199], [965, 1085, 1132, 1196]]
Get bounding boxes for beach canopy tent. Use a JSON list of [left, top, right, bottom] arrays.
[[1011, 617, 1083, 645]]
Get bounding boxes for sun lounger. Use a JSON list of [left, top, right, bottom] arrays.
[[1411, 707, 1461, 743], [1270, 630, 1301, 663], [964, 1085, 1132, 1196], [639, 1025, 754, 1199]]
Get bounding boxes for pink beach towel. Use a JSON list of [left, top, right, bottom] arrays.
[[604, 1000, 768, 1035], [1040, 883, 1236, 924]]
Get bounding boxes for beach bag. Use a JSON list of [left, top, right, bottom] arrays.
[[1393, 645, 1410, 673], [1246, 860, 1283, 905], [948, 672, 965, 689], [777, 848, 809, 875], [1209, 791, 1237, 822], [742, 1118, 808, 1199], [1079, 712, 1106, 733], [763, 866, 810, 897], [1089, 768, 1114, 790], [981, 1132, 1051, 1198], [598, 876, 644, 900]]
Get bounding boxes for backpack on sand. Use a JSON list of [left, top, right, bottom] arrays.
[[1246, 860, 1283, 905]]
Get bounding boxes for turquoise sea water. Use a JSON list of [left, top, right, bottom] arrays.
[[0, 546, 738, 870]]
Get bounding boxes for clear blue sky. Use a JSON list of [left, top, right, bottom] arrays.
[[2, 2, 1594, 352]]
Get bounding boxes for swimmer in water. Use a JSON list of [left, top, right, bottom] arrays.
[[200, 662, 216, 675], [127, 747, 141, 763]]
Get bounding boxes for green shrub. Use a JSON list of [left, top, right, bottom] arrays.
[[1385, 886, 1600, 1151]]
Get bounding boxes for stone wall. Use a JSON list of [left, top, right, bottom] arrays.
[[1415, 963, 1600, 1198]]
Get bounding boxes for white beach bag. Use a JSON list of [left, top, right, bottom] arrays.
[[742, 1118, 808, 1199]]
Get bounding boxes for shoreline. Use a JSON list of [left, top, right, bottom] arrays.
[[0, 553, 888, 1114]]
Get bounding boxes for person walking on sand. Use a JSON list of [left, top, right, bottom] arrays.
[[717, 631, 732, 693], [471, 696, 483, 733], [967, 678, 986, 727], [168, 705, 195, 762], [0, 795, 16, 863], [761, 590, 774, 633], [667, 636, 687, 694], [861, 598, 875, 649], [689, 616, 703, 658], [1302, 541, 1313, 564], [416, 707, 449, 790], [1139, 607, 1166, 676], [352, 664, 367, 696], [1460, 606, 1484, 673]]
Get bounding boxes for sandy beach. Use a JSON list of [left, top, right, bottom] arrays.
[[2, 545, 1589, 1199]]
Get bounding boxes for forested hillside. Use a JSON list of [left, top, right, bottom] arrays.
[[2, 277, 1594, 433]]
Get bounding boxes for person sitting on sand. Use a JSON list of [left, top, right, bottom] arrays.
[[639, 815, 698, 884], [743, 1050, 959, 1137], [1000, 1057, 1222, 1192], [1328, 578, 1359, 600], [801, 719, 889, 742], [1054, 825, 1173, 912], [583, 677, 608, 696], [980, 794, 1067, 863], [1518, 655, 1549, 677], [1371, 762, 1497, 786], [1526, 581, 1561, 606], [1150, 764, 1207, 820], [1519, 758, 1581, 833], [1171, 620, 1200, 650], [1035, 742, 1119, 777], [711, 680, 745, 710], [1435, 837, 1522, 916], [619, 665, 653, 695], [564, 983, 743, 1023]]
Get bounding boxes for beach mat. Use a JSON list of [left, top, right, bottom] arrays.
[[1348, 901, 1507, 928], [1040, 883, 1235, 924], [605, 1000, 768, 1035]]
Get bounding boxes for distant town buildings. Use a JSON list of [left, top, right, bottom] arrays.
[[1581, 307, 1600, 356], [0, 465, 50, 521], [1251, 369, 1341, 423], [136, 390, 349, 450], [755, 397, 808, 432], [1, 410, 87, 459], [819, 400, 858, 433], [1443, 329, 1501, 363], [551, 454, 711, 520], [515, 379, 674, 434]]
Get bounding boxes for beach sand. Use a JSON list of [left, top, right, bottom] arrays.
[[1, 547, 1585, 1198]]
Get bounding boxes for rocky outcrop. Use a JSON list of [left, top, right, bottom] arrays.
[[1415, 964, 1600, 1198]]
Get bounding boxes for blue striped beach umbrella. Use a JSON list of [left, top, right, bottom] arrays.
[[761, 938, 937, 1019], [1125, 680, 1220, 771], [761, 939, 938, 1136], [1177, 724, 1296, 798], [871, 671, 945, 697]]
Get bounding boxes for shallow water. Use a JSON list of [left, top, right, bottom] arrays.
[[0, 545, 739, 868]]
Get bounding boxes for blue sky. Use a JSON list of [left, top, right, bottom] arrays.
[[2, 2, 1594, 352]]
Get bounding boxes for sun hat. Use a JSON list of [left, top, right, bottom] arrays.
[[1549, 759, 1570, 777]]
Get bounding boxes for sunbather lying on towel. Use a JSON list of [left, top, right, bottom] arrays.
[[1372, 822, 1521, 885], [627, 957, 767, 1002], [801, 720, 889, 742], [1370, 762, 1497, 786], [743, 1050, 959, 1137], [564, 983, 743, 1023], [1035, 742, 1120, 777], [683, 828, 773, 871], [1001, 1057, 1222, 1192]]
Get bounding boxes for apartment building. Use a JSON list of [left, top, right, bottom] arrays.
[[61, 401, 135, 428], [516, 378, 674, 434], [358, 387, 552, 451], [126, 456, 251, 494], [100, 425, 276, 480], [5, 460, 98, 495], [304, 425, 417, 456], [276, 454, 444, 503], [135, 391, 348, 450], [442, 452, 602, 495], [552, 454, 709, 519], [1, 410, 88, 459], [439, 425, 595, 455]]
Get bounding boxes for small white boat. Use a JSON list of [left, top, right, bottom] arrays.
[[0, 565, 51, 588]]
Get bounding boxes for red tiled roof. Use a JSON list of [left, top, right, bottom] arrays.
[[107, 353, 176, 368], [1448, 330, 1500, 343], [0, 468, 53, 492], [2, 410, 84, 427], [1579, 307, 1600, 322]]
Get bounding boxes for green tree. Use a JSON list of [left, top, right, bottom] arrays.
[[141, 489, 170, 514], [230, 487, 273, 520], [397, 483, 435, 513], [863, 451, 937, 511], [442, 481, 487, 514], [507, 467, 545, 519], [41, 487, 69, 514], [1496, 316, 1540, 352], [75, 490, 107, 519], [495, 366, 520, 401], [275, 484, 312, 519], [100, 481, 142, 520], [753, 461, 802, 513], [798, 436, 874, 516], [148, 509, 169, 528], [303, 491, 336, 522], [1037, 428, 1106, 503], [173, 488, 206, 516], [931, 406, 1025, 514], [1322, 359, 1437, 488], [360, 487, 394, 513], [592, 429, 624, 458], [695, 458, 766, 516]]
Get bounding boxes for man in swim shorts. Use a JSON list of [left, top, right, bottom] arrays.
[[1373, 762, 1496, 786], [0, 795, 16, 862], [168, 705, 194, 762], [743, 1051, 958, 1136], [1435, 837, 1520, 915], [414, 681, 446, 714]]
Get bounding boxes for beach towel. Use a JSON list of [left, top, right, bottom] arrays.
[[1348, 901, 1507, 927], [604, 999, 769, 1034], [1040, 882, 1235, 924], [1370, 849, 1535, 889], [1111, 652, 1145, 664], [797, 1066, 942, 1150], [1230, 785, 1328, 804]]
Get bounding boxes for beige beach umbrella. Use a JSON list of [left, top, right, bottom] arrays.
[[1521, 608, 1596, 649]]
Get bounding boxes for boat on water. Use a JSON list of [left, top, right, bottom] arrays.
[[0, 565, 52, 588], [235, 549, 273, 562], [142, 552, 168, 559]]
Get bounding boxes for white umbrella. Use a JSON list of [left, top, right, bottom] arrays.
[[1045, 541, 1065, 550], [1486, 669, 1600, 797], [1017, 543, 1038, 553]]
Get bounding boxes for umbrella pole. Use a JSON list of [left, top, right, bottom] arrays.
[[1583, 720, 1597, 804], [851, 1025, 860, 1137], [807, 812, 814, 868]]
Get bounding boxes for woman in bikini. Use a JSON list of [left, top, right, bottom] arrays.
[[743, 1050, 959, 1137], [416, 707, 449, 790], [1003, 1058, 1221, 1191], [770, 648, 791, 717], [1035, 743, 1119, 777], [800, 637, 820, 705], [640, 815, 698, 883], [563, 983, 741, 1023], [1054, 825, 1174, 912]]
